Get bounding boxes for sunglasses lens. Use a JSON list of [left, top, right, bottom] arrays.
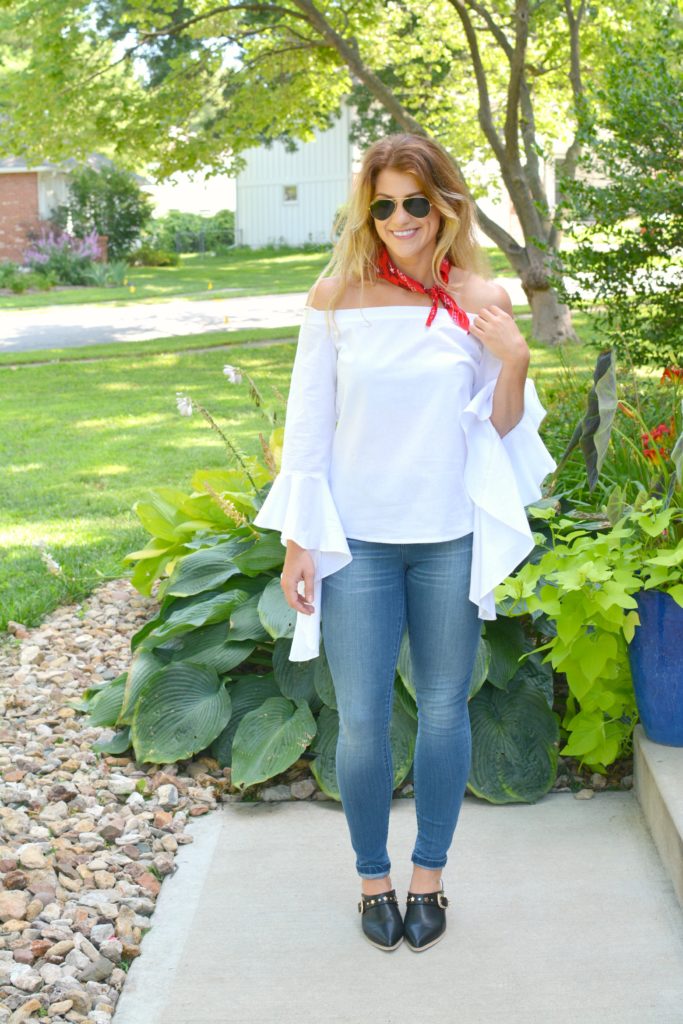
[[404, 197, 431, 218], [370, 199, 395, 221]]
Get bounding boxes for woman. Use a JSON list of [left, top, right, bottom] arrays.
[[253, 133, 556, 953]]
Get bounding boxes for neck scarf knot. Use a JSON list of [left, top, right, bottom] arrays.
[[375, 244, 470, 331]]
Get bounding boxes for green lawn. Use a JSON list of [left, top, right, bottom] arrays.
[[0, 247, 334, 310], [0, 245, 517, 310], [0, 315, 598, 633]]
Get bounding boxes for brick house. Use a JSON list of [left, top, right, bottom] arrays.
[[0, 155, 149, 263], [0, 157, 73, 262]]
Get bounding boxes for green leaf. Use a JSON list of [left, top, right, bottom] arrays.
[[257, 577, 297, 640], [272, 637, 322, 709], [164, 544, 244, 597], [208, 674, 281, 767], [131, 662, 232, 763], [672, 417, 683, 486], [120, 651, 167, 724], [231, 696, 317, 789], [309, 705, 340, 800], [166, 621, 255, 673], [581, 349, 617, 491], [393, 672, 418, 720], [228, 592, 271, 642], [92, 727, 133, 756], [141, 589, 250, 645], [86, 675, 127, 728], [389, 694, 418, 790], [484, 616, 526, 689], [396, 628, 415, 699], [232, 532, 286, 575], [469, 635, 491, 698], [467, 676, 559, 804]]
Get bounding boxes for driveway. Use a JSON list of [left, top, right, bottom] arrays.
[[0, 279, 528, 354]]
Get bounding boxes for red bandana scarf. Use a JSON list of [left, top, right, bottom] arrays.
[[375, 244, 470, 331]]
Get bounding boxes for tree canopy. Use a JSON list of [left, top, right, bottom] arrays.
[[0, 0, 675, 342]]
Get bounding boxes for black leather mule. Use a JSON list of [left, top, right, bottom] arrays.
[[357, 888, 404, 951], [403, 884, 449, 952]]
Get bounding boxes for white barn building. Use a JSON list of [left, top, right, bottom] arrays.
[[234, 103, 359, 248]]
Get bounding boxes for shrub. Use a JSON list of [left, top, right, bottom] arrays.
[[84, 259, 130, 287], [552, 11, 683, 368], [127, 246, 180, 267], [143, 208, 234, 253], [54, 163, 154, 261], [0, 261, 55, 293], [23, 224, 102, 286]]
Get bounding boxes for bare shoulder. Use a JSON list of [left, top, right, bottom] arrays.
[[307, 276, 341, 310], [452, 271, 514, 317], [307, 275, 386, 309]]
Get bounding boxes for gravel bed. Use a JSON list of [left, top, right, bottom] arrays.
[[0, 578, 632, 1022]]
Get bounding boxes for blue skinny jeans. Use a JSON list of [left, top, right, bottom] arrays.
[[320, 533, 482, 879]]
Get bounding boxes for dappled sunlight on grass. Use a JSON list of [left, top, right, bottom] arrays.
[[7, 463, 44, 474], [74, 413, 170, 430]]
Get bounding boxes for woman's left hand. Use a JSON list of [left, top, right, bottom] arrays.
[[469, 305, 530, 367]]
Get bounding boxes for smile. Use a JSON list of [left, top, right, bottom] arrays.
[[391, 229, 418, 237]]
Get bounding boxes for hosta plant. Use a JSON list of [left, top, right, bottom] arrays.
[[75, 364, 561, 804]]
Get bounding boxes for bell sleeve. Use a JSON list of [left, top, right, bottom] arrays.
[[460, 343, 557, 620], [253, 308, 351, 661]]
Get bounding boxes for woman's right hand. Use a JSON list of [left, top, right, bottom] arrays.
[[280, 542, 316, 615]]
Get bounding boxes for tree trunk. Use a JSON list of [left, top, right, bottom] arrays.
[[524, 281, 578, 344]]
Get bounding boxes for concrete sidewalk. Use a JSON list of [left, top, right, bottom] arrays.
[[112, 789, 683, 1024], [0, 278, 528, 353]]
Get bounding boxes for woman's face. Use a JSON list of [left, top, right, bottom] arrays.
[[370, 166, 441, 264]]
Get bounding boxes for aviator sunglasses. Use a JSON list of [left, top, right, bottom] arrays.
[[369, 195, 432, 221]]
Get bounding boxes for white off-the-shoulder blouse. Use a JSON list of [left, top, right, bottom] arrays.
[[253, 304, 556, 661]]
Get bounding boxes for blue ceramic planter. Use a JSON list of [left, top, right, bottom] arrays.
[[628, 589, 683, 746]]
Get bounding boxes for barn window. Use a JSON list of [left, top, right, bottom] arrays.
[[283, 185, 298, 203]]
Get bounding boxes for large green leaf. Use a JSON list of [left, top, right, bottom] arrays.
[[396, 627, 414, 698], [394, 673, 418, 721], [121, 651, 168, 725], [230, 696, 317, 790], [257, 577, 297, 640], [389, 694, 418, 790], [165, 621, 255, 673], [517, 649, 554, 707], [207, 674, 281, 767], [131, 662, 232, 764], [228, 592, 271, 642], [164, 544, 244, 597], [469, 635, 491, 698], [86, 674, 127, 728], [272, 638, 325, 711], [581, 349, 617, 491], [132, 489, 195, 541], [309, 705, 340, 799], [232, 532, 287, 575], [467, 674, 559, 804], [312, 644, 337, 710], [139, 589, 250, 646], [484, 616, 526, 690], [92, 727, 132, 756]]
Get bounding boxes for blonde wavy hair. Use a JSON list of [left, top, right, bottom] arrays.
[[312, 133, 488, 325]]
